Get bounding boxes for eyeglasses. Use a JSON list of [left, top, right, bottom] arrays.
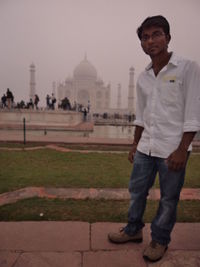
[[141, 31, 165, 42]]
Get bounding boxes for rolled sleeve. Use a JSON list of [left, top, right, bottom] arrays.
[[183, 61, 200, 132], [183, 120, 200, 132], [134, 81, 145, 127], [134, 119, 144, 127]]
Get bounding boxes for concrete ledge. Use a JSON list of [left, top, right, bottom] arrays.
[[0, 109, 83, 127]]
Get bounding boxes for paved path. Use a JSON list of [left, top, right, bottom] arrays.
[[0, 222, 200, 266]]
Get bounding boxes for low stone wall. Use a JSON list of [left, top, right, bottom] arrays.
[[0, 109, 83, 129]]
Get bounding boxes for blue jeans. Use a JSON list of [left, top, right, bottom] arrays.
[[124, 150, 188, 245]]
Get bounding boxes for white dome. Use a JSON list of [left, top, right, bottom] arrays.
[[73, 56, 97, 80]]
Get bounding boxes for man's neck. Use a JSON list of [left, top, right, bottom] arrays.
[[151, 51, 172, 76]]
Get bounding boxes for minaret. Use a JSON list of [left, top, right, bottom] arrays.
[[29, 63, 36, 100], [117, 83, 121, 109], [52, 81, 56, 96], [128, 66, 135, 113]]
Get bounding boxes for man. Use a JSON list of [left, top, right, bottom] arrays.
[[6, 88, 14, 109], [34, 94, 40, 110], [51, 93, 56, 110], [108, 15, 200, 262], [46, 94, 50, 109], [1, 94, 7, 108]]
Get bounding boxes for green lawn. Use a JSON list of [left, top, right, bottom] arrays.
[[0, 149, 199, 193], [0, 198, 199, 222], [0, 146, 199, 222]]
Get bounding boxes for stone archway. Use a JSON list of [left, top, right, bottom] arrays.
[[65, 90, 71, 98], [77, 90, 90, 107]]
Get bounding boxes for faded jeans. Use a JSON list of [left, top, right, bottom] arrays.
[[124, 150, 188, 245]]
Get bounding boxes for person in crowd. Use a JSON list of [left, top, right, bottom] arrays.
[[83, 107, 87, 122], [51, 93, 56, 110], [27, 98, 34, 109], [1, 94, 7, 108], [61, 97, 71, 110], [6, 88, 14, 109], [87, 100, 90, 113], [108, 15, 200, 262], [34, 94, 40, 110], [46, 94, 50, 109]]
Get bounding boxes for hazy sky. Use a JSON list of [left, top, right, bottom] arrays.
[[0, 0, 200, 107]]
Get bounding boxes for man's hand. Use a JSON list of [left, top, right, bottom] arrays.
[[166, 147, 188, 171], [128, 126, 144, 163], [128, 142, 137, 163]]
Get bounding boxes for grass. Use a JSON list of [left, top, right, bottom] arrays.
[[0, 198, 199, 222], [0, 149, 131, 193], [0, 149, 199, 193], [0, 144, 199, 222], [0, 142, 46, 148]]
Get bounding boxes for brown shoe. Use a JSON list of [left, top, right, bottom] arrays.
[[143, 240, 168, 262], [108, 227, 143, 244]]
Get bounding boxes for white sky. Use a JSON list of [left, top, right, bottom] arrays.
[[0, 0, 200, 107]]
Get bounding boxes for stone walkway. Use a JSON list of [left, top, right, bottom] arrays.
[[0, 222, 200, 266]]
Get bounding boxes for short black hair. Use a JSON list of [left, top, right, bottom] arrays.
[[137, 15, 171, 41]]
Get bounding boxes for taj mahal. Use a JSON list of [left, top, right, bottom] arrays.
[[57, 55, 111, 113], [0, 57, 136, 134], [29, 55, 135, 115]]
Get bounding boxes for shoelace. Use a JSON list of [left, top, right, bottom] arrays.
[[119, 227, 125, 232]]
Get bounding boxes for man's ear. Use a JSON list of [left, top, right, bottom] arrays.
[[166, 34, 171, 44]]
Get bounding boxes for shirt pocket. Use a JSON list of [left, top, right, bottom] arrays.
[[160, 82, 179, 105]]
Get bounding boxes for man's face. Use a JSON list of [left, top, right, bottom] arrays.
[[140, 26, 170, 57]]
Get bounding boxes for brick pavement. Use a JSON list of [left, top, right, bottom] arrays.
[[0, 222, 200, 266]]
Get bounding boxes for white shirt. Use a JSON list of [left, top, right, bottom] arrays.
[[135, 53, 200, 158]]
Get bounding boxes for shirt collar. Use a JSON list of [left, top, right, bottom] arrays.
[[145, 52, 179, 71]]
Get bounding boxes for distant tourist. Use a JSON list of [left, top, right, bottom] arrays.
[[46, 94, 50, 109], [1, 94, 7, 108], [60, 97, 71, 110], [51, 93, 56, 110], [87, 100, 90, 113], [83, 108, 87, 122], [27, 98, 34, 109], [17, 100, 25, 109], [34, 94, 40, 110], [6, 88, 14, 109]]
